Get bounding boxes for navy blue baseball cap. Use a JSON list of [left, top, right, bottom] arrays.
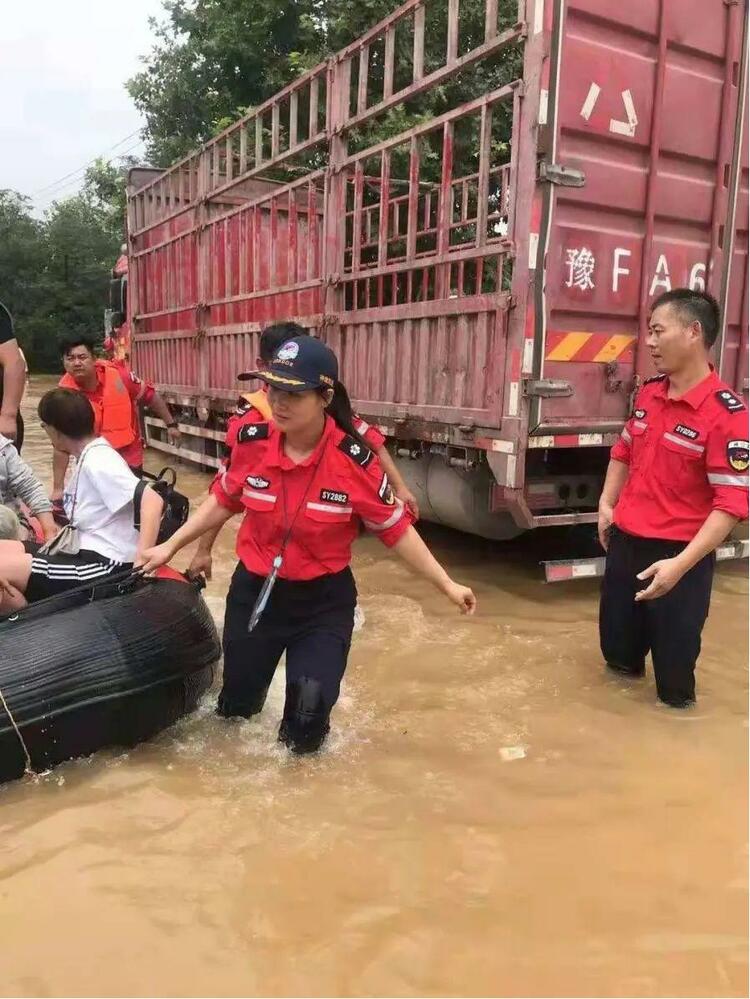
[[238, 335, 338, 392]]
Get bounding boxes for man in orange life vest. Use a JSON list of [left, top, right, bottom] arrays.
[[187, 321, 420, 579], [50, 335, 181, 507]]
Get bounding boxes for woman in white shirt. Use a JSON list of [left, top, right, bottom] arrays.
[[0, 388, 163, 606]]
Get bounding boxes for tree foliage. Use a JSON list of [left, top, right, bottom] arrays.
[[127, 0, 329, 165], [0, 177, 124, 372], [128, 0, 522, 169]]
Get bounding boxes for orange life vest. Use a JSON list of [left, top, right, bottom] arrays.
[[60, 362, 136, 450], [240, 389, 272, 420]]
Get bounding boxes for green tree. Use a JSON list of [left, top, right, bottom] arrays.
[[127, 0, 327, 165], [81, 156, 140, 244], [0, 188, 122, 373], [0, 191, 54, 365], [128, 0, 521, 169], [42, 195, 122, 345]]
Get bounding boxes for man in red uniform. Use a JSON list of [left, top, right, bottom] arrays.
[[187, 321, 419, 578], [598, 289, 749, 707], [51, 335, 181, 507]]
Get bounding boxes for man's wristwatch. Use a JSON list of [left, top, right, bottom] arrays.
[[166, 421, 178, 429]]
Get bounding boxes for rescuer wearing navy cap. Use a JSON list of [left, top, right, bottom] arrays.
[[598, 289, 749, 707], [139, 336, 476, 754], [186, 322, 419, 581]]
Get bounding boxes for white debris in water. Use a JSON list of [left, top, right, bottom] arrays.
[[499, 745, 527, 762], [353, 604, 366, 633]]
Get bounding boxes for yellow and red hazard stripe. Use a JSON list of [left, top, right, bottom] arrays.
[[545, 331, 636, 363]]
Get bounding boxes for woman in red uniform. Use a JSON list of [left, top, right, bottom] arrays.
[[138, 336, 476, 753], [187, 321, 419, 580]]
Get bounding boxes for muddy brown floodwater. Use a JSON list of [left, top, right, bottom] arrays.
[[0, 378, 747, 998]]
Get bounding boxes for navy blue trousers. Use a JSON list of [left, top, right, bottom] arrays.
[[599, 526, 714, 706], [219, 561, 356, 751]]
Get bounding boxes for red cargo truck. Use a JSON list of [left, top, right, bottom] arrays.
[[110, 0, 749, 576]]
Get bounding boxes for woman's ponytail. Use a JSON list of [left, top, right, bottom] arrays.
[[323, 381, 370, 451]]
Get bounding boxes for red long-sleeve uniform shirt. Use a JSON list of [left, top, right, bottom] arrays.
[[212, 416, 412, 580], [610, 370, 749, 541]]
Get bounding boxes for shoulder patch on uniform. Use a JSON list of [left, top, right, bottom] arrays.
[[235, 398, 251, 416], [727, 440, 749, 472], [237, 422, 269, 443], [338, 435, 373, 468], [715, 389, 746, 413], [378, 473, 395, 505], [643, 373, 666, 385], [633, 408, 647, 420]]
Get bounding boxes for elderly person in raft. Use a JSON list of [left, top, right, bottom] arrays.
[[0, 388, 164, 613], [0, 433, 57, 542]]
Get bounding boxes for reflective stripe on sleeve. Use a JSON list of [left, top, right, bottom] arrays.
[[707, 473, 749, 487], [363, 498, 406, 532], [620, 427, 632, 443]]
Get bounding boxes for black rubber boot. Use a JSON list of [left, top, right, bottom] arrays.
[[657, 690, 696, 709], [278, 677, 330, 754], [216, 682, 271, 719], [606, 661, 646, 678]]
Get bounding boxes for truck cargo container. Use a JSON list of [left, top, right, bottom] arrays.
[[108, 0, 749, 575]]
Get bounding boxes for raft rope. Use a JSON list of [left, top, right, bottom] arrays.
[[0, 686, 33, 776]]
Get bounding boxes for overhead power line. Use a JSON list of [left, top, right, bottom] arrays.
[[30, 139, 146, 209], [30, 129, 144, 198]]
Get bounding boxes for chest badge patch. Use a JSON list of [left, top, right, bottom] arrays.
[[247, 475, 270, 489], [634, 408, 647, 420], [320, 489, 349, 505], [727, 440, 749, 472], [673, 424, 699, 441]]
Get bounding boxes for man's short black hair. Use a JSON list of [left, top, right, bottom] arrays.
[[259, 322, 309, 363], [58, 334, 98, 358], [650, 288, 721, 348], [38, 388, 95, 438]]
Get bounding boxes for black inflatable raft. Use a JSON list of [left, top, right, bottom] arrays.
[[0, 573, 220, 784]]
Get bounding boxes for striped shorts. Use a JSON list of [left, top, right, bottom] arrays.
[[23, 542, 131, 603]]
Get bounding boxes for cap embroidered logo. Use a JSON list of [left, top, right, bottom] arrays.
[[277, 340, 300, 362]]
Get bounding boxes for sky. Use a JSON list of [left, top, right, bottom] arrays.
[[0, 0, 165, 216]]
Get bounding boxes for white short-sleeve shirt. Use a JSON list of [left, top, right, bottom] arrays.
[[63, 438, 140, 562]]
